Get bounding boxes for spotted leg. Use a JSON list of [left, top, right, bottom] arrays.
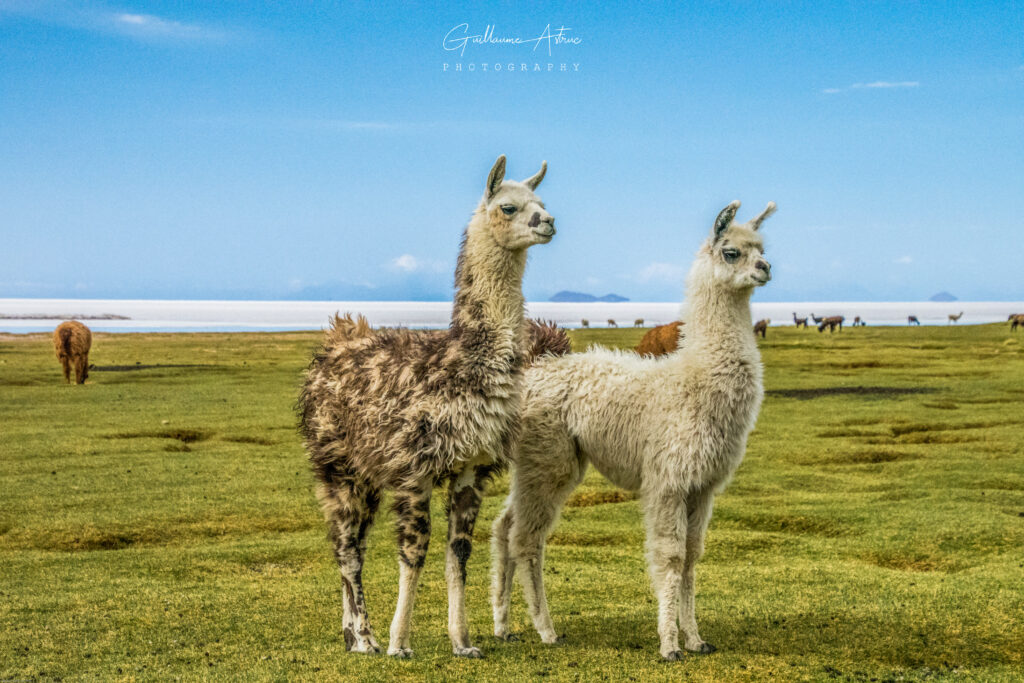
[[387, 481, 432, 658], [445, 464, 492, 658]]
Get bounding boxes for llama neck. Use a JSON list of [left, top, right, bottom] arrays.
[[450, 209, 527, 349], [679, 266, 757, 359]]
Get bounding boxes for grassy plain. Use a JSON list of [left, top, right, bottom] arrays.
[[1, 323, 1023, 681]]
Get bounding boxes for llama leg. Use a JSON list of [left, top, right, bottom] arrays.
[[644, 490, 688, 660], [490, 502, 518, 640], [511, 433, 583, 645], [61, 356, 71, 383], [678, 489, 716, 653], [75, 356, 87, 384], [388, 482, 432, 658], [445, 464, 491, 658], [318, 478, 381, 654]]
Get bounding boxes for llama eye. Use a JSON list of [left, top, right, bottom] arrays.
[[723, 249, 740, 262], [501, 205, 517, 215]]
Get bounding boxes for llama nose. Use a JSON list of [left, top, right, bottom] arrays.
[[756, 260, 770, 273]]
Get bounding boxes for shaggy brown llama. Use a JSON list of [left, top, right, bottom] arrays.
[[1010, 314, 1024, 331], [634, 318, 644, 327], [299, 156, 557, 659], [753, 318, 770, 338], [948, 311, 963, 324], [817, 315, 844, 333], [53, 320, 92, 384], [635, 321, 684, 357], [607, 318, 618, 328], [525, 319, 572, 359], [580, 319, 589, 328], [792, 312, 807, 328], [908, 315, 921, 325]]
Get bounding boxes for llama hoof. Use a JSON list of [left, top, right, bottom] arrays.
[[688, 642, 717, 655], [387, 647, 414, 659], [495, 632, 521, 642], [662, 650, 685, 662], [453, 646, 484, 659], [343, 628, 381, 654]]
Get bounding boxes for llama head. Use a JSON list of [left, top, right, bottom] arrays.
[[698, 200, 775, 291], [479, 155, 555, 250]]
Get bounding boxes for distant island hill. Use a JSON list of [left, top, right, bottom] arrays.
[[548, 291, 630, 303], [929, 292, 957, 302]]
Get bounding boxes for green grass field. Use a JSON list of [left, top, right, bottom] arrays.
[[2, 324, 1023, 682]]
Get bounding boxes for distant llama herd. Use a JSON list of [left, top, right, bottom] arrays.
[[29, 155, 1024, 665]]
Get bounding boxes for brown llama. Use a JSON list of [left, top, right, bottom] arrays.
[[792, 312, 807, 328], [853, 316, 864, 327], [810, 313, 824, 324], [53, 321, 92, 384], [817, 315, 844, 333], [580, 319, 589, 328], [908, 315, 921, 325], [1010, 314, 1024, 331], [299, 156, 556, 659], [948, 311, 963, 324], [635, 320, 684, 356], [753, 318, 770, 338], [607, 318, 618, 328], [634, 318, 644, 327]]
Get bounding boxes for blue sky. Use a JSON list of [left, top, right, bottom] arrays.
[[1, 1, 1022, 302]]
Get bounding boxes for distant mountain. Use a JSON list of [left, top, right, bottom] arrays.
[[929, 291, 958, 302], [549, 290, 630, 303]]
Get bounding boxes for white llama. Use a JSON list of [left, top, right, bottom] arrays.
[[491, 200, 775, 660]]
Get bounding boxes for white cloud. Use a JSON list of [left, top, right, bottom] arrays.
[[638, 261, 684, 283], [895, 255, 913, 264], [110, 12, 227, 41], [823, 81, 919, 94], [392, 254, 419, 272], [852, 81, 919, 89], [390, 254, 447, 274]]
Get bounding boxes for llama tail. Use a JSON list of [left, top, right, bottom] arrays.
[[525, 319, 572, 361], [324, 313, 373, 347], [59, 326, 74, 358]]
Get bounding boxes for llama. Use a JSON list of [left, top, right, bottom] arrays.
[[580, 319, 589, 328], [908, 315, 921, 325], [817, 315, 844, 333], [491, 200, 775, 660], [53, 321, 92, 384], [607, 318, 618, 328], [853, 316, 864, 327], [634, 318, 645, 328], [1010, 314, 1024, 331], [792, 312, 807, 328], [635, 321, 684, 357], [810, 313, 823, 324], [753, 318, 769, 338], [948, 311, 963, 324], [299, 156, 555, 659]]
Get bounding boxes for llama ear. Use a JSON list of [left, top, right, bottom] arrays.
[[523, 161, 547, 190], [749, 201, 777, 231], [487, 155, 507, 199], [713, 200, 741, 240]]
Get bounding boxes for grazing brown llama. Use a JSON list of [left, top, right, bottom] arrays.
[[908, 315, 921, 325], [792, 312, 808, 328], [635, 321, 684, 357], [753, 318, 770, 338], [1009, 314, 1024, 331], [580, 319, 589, 328], [853, 316, 864, 327], [948, 311, 963, 324], [817, 315, 844, 333], [53, 320, 92, 384], [607, 318, 618, 328], [299, 156, 555, 659], [634, 318, 644, 328]]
